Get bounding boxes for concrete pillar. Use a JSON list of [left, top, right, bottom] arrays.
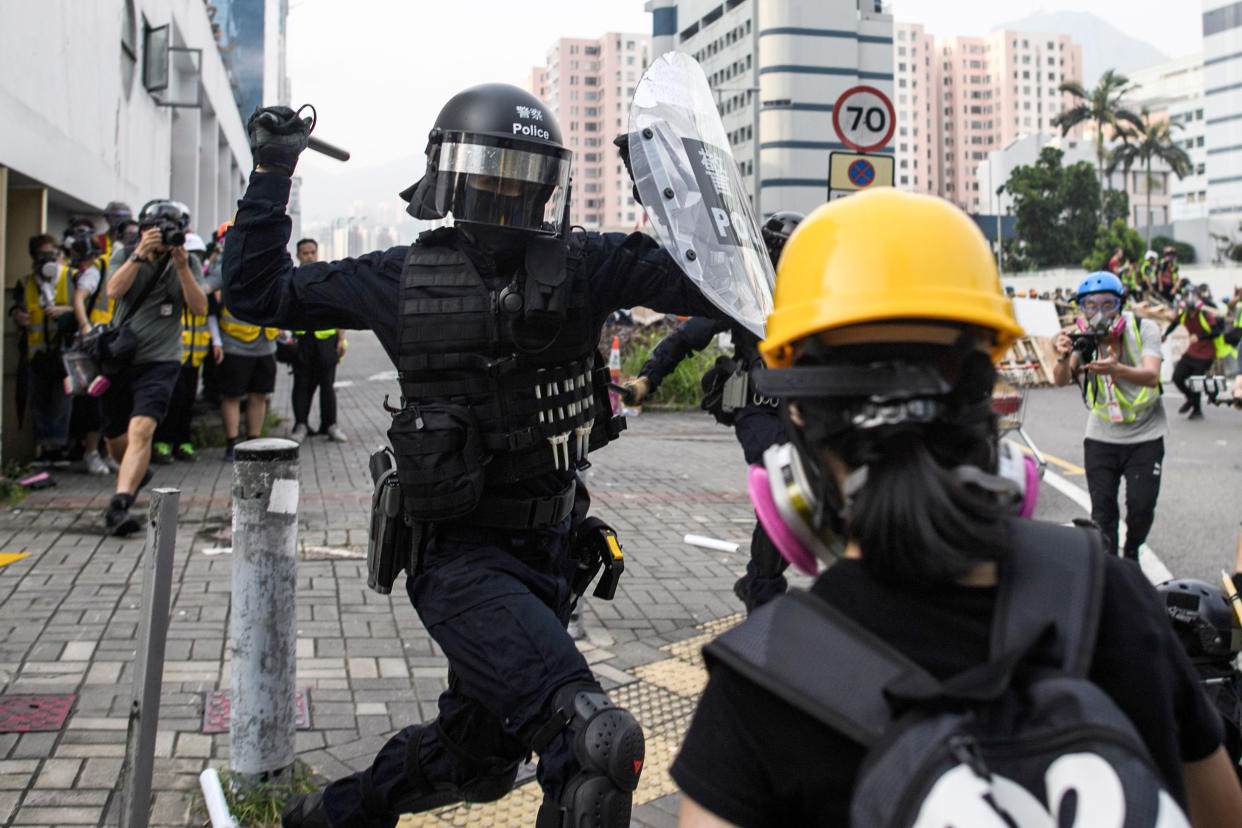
[[218, 138, 232, 228], [170, 107, 200, 208], [229, 438, 299, 787], [198, 107, 218, 233]]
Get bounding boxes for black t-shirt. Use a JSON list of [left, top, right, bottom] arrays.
[[671, 556, 1223, 827]]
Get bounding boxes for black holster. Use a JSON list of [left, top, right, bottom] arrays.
[[367, 447, 423, 595]]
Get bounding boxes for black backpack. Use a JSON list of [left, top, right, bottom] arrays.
[[706, 521, 1191, 827]]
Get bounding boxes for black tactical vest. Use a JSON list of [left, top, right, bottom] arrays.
[[386, 230, 625, 524]]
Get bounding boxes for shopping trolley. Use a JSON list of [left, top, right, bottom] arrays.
[[992, 364, 1047, 475]]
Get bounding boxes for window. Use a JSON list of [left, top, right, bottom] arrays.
[[1197, 163, 1205, 175]]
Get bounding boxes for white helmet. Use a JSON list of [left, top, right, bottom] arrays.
[[1145, 250, 1157, 260]]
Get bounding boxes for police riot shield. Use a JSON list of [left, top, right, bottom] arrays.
[[628, 51, 774, 339]]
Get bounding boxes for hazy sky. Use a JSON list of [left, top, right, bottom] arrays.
[[288, 0, 1202, 215]]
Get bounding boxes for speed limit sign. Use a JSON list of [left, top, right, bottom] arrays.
[[832, 86, 896, 153]]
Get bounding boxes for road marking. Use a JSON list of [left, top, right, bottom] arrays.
[[1042, 468, 1172, 584], [334, 380, 354, 389], [368, 370, 398, 382], [1016, 444, 1084, 476], [0, 553, 29, 569]]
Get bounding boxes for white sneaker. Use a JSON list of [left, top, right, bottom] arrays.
[[290, 423, 309, 443], [325, 425, 348, 443], [85, 453, 110, 476], [101, 454, 120, 473]]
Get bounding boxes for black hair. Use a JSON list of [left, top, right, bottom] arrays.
[[28, 234, 58, 260], [795, 339, 1012, 588], [295, 238, 318, 251]]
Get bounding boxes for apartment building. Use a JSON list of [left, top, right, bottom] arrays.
[[526, 33, 652, 231], [893, 25, 1083, 212]]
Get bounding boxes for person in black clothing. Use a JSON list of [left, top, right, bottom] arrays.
[[670, 190, 1242, 827], [628, 211, 802, 613], [226, 86, 730, 828], [288, 237, 348, 443]]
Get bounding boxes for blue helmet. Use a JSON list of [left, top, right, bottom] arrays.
[[1076, 271, 1125, 301]]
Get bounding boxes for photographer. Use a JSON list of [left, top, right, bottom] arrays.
[[1053, 271, 1165, 560], [100, 201, 207, 536]]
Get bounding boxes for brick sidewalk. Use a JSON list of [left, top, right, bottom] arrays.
[[0, 331, 797, 827]]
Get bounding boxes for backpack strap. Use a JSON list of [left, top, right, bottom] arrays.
[[704, 589, 936, 747], [990, 519, 1107, 677]]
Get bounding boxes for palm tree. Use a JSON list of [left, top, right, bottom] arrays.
[[1052, 70, 1144, 192], [1106, 111, 1192, 248]]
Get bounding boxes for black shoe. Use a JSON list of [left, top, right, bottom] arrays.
[[1188, 409, 1204, 420], [1178, 399, 1194, 414], [105, 507, 141, 537]]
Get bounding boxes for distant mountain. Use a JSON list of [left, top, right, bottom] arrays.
[[995, 11, 1170, 89]]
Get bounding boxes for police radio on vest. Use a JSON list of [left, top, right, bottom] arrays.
[[513, 123, 551, 140]]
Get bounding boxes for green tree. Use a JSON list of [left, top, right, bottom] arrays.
[[1005, 147, 1102, 268], [1052, 69, 1144, 194], [1082, 219, 1145, 271], [1106, 111, 1192, 249], [1102, 188, 1129, 225]]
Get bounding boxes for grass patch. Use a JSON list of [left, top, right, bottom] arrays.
[[193, 761, 323, 828], [0, 462, 31, 508], [620, 326, 725, 408]]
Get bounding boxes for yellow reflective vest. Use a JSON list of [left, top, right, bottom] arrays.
[[22, 268, 72, 354], [182, 306, 210, 367], [220, 305, 279, 342], [1086, 313, 1160, 424]]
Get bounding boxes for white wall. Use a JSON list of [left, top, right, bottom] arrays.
[[0, 0, 250, 231]]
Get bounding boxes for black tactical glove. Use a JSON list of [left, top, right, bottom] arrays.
[[613, 133, 643, 206], [247, 105, 312, 175]]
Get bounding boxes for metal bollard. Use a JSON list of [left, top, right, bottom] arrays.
[[120, 488, 180, 828], [229, 438, 300, 788]]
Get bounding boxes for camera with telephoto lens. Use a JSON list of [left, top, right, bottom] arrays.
[[1069, 332, 1097, 363], [136, 199, 190, 248]]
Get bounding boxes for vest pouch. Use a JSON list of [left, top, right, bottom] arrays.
[[700, 355, 739, 426], [387, 402, 486, 522]]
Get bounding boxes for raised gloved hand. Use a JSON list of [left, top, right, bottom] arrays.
[[613, 134, 643, 206], [623, 376, 651, 404], [247, 105, 313, 175]]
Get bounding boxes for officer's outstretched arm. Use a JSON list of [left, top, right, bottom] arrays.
[[585, 231, 732, 324], [641, 317, 723, 393], [222, 171, 394, 334]]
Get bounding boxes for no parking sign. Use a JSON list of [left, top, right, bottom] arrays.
[[828, 151, 894, 197]]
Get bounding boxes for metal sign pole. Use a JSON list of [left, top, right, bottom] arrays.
[[119, 488, 181, 828]]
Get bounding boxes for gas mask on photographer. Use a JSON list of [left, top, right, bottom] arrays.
[[1074, 272, 1127, 338], [64, 221, 95, 261]]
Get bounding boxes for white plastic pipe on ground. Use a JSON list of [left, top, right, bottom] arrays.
[[684, 534, 740, 553], [199, 768, 238, 828]]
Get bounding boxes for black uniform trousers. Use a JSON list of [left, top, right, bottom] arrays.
[[732, 406, 789, 611], [321, 522, 598, 828], [153, 360, 202, 446], [292, 333, 339, 430], [1172, 353, 1215, 414], [1083, 436, 1164, 559]]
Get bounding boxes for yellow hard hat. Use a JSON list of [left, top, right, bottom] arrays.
[[760, 189, 1023, 366]]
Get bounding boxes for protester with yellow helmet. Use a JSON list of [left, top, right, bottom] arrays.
[[670, 190, 1241, 827]]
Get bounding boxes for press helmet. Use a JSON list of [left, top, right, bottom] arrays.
[[400, 83, 572, 236], [1075, 271, 1125, 301], [1156, 579, 1242, 660], [760, 211, 804, 264]]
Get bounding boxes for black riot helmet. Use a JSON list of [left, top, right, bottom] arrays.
[[761, 210, 804, 264], [399, 83, 572, 237], [137, 200, 191, 247], [1156, 578, 1242, 661]]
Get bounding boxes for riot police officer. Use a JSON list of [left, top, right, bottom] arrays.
[[626, 211, 803, 612], [224, 84, 730, 828]]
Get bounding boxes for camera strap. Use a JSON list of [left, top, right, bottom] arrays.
[[112, 254, 172, 329]]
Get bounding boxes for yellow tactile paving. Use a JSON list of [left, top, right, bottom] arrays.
[[632, 657, 710, 699], [393, 613, 739, 826]]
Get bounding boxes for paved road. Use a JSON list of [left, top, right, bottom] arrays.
[[0, 327, 1235, 828]]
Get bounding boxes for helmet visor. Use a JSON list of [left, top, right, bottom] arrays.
[[435, 134, 571, 235]]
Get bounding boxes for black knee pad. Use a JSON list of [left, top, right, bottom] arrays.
[[534, 686, 645, 828]]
